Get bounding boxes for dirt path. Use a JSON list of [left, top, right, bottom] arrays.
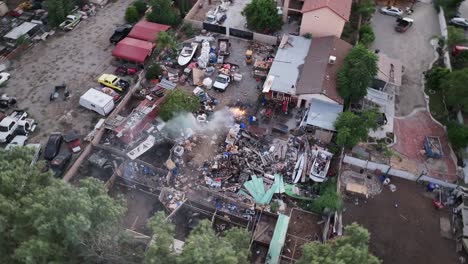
[[3, 0, 133, 142]]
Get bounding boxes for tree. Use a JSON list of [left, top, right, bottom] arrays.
[[44, 0, 74, 27], [125, 6, 140, 24], [144, 212, 177, 264], [178, 220, 250, 264], [447, 122, 468, 150], [443, 68, 468, 110], [334, 109, 379, 148], [298, 223, 380, 264], [155, 31, 177, 53], [242, 0, 282, 33], [159, 89, 200, 121], [133, 0, 148, 15], [0, 148, 131, 263], [356, 0, 376, 19], [425, 66, 450, 91], [143, 214, 250, 264], [337, 45, 378, 103], [359, 24, 375, 47], [146, 0, 181, 26], [145, 63, 163, 80], [447, 25, 467, 47]]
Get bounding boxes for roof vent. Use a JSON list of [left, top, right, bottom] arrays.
[[328, 56, 336, 64]]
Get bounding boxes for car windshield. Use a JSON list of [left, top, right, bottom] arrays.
[[0, 125, 8, 132], [216, 76, 227, 83], [111, 77, 118, 84]]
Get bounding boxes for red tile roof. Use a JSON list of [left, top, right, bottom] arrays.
[[301, 0, 352, 21]]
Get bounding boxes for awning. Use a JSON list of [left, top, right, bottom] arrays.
[[112, 37, 154, 63], [266, 214, 290, 264], [306, 98, 343, 131], [128, 20, 171, 42]]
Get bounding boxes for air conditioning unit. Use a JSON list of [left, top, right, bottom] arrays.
[[328, 55, 336, 64]]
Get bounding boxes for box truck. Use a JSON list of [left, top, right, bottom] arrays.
[[79, 88, 115, 116]]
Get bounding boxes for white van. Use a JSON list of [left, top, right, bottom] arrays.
[[79, 88, 115, 116]]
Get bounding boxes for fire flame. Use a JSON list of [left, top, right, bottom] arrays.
[[229, 107, 245, 117]]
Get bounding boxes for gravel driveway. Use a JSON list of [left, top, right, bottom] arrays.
[[2, 0, 133, 143], [371, 2, 439, 117]]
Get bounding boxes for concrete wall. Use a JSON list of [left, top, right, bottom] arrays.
[[253, 32, 278, 45], [300, 8, 345, 37], [342, 155, 417, 181], [438, 7, 452, 71], [183, 18, 203, 29], [184, 0, 203, 20]]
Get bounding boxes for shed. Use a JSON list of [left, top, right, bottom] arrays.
[[127, 20, 170, 42], [305, 98, 343, 131], [111, 37, 154, 63], [4, 22, 37, 40]]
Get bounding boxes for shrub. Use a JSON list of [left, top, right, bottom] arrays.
[[359, 24, 375, 47], [425, 66, 450, 91], [145, 64, 163, 80], [133, 0, 148, 15], [125, 6, 140, 23], [182, 23, 194, 38]]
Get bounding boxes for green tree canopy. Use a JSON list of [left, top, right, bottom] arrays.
[[155, 31, 177, 53], [133, 0, 148, 15], [159, 89, 200, 121], [356, 0, 376, 19], [334, 109, 379, 148], [0, 148, 131, 263], [144, 214, 250, 264], [359, 24, 375, 47], [45, 0, 74, 27], [298, 223, 380, 264], [425, 66, 450, 91], [447, 25, 467, 47], [125, 6, 140, 24], [242, 0, 282, 33], [146, 0, 181, 26], [146, 63, 163, 80], [447, 121, 468, 150], [443, 68, 468, 110], [337, 45, 378, 102]]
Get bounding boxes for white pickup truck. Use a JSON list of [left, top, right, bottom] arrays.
[[0, 111, 36, 143], [213, 74, 231, 92]]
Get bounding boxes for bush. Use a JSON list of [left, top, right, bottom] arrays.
[[447, 122, 468, 150], [146, 0, 181, 26], [145, 64, 163, 80], [125, 6, 140, 23], [434, 0, 464, 18], [181, 23, 194, 38], [425, 66, 450, 91], [359, 24, 375, 47], [298, 179, 342, 214], [133, 0, 148, 15]]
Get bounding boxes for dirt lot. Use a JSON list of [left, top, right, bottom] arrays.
[[344, 177, 458, 264], [3, 0, 133, 143]]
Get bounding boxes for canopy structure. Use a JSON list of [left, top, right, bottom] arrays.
[[266, 214, 290, 264], [128, 20, 171, 42], [111, 37, 154, 63], [241, 174, 284, 205]]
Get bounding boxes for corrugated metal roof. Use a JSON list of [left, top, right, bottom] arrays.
[[266, 35, 311, 95], [4, 22, 37, 40], [128, 20, 171, 42], [111, 37, 154, 63], [306, 98, 343, 131], [266, 214, 290, 264], [242, 175, 284, 205]]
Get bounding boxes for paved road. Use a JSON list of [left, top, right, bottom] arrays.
[[371, 2, 439, 117]]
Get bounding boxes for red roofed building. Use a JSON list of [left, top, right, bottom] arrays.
[[112, 37, 154, 63], [127, 20, 171, 42], [281, 0, 351, 37]]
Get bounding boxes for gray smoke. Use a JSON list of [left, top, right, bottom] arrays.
[[162, 107, 235, 139]]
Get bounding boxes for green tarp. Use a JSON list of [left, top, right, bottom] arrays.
[[266, 214, 290, 264], [284, 184, 314, 201], [242, 174, 284, 205]]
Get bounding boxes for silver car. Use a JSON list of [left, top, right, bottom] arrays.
[[380, 6, 403, 17], [449, 17, 468, 29]]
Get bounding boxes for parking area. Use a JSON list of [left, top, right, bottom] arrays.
[[344, 177, 457, 264], [190, 0, 249, 30], [371, 2, 439, 117], [2, 0, 133, 143]]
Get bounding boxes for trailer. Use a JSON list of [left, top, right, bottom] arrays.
[[217, 38, 230, 57], [253, 59, 271, 80], [423, 136, 442, 159]]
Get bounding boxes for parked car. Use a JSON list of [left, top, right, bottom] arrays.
[[109, 24, 132, 44], [213, 74, 231, 92], [0, 72, 10, 86], [449, 17, 468, 30], [5, 135, 27, 150], [44, 132, 63, 160], [98, 74, 130, 92], [50, 151, 72, 177], [395, 17, 414, 33], [380, 6, 403, 17]]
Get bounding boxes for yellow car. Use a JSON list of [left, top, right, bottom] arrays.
[[98, 74, 129, 92]]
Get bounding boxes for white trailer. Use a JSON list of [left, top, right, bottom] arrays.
[[79, 88, 115, 116]]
